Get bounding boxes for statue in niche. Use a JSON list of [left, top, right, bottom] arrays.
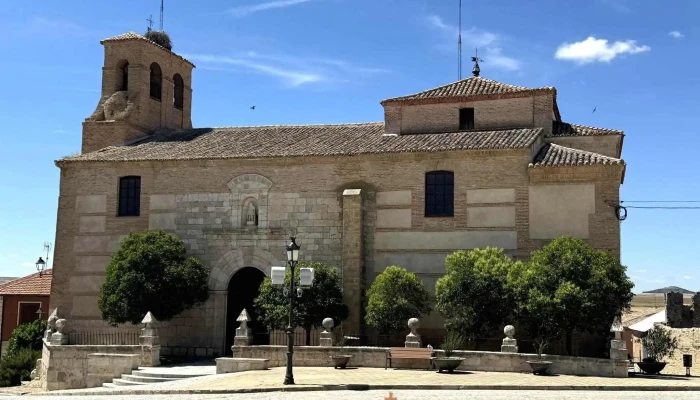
[[246, 202, 258, 226]]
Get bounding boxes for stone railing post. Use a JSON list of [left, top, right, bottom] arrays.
[[501, 325, 518, 353], [320, 318, 334, 346], [140, 311, 161, 367], [609, 316, 627, 360], [233, 309, 252, 347], [405, 318, 421, 348]]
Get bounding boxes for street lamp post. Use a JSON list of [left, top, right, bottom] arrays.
[[270, 236, 314, 386], [284, 236, 300, 385]]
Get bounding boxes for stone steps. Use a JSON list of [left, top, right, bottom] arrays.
[[120, 373, 181, 383], [111, 378, 148, 386], [103, 365, 214, 388]]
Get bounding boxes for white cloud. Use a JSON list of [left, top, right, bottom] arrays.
[[599, 0, 631, 13], [23, 16, 88, 37], [638, 269, 647, 273], [555, 36, 650, 64], [426, 15, 520, 71], [684, 275, 694, 280], [669, 31, 684, 39], [20, 262, 34, 268], [184, 52, 387, 88], [228, 0, 313, 17]]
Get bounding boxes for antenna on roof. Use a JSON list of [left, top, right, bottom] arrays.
[[471, 48, 483, 77], [160, 0, 164, 30], [458, 0, 463, 80]]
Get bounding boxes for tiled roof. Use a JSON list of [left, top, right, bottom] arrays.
[[381, 76, 555, 104], [0, 270, 52, 296], [552, 121, 623, 137], [101, 31, 194, 67], [530, 143, 623, 167], [59, 124, 544, 163]]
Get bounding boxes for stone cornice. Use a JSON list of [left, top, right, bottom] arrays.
[[528, 164, 625, 184], [380, 90, 555, 107]]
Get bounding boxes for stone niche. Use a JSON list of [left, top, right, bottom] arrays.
[[228, 174, 273, 229]]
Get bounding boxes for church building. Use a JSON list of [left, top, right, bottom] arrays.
[[50, 31, 626, 356]]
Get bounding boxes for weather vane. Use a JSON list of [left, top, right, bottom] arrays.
[[471, 48, 484, 77], [147, 15, 154, 31]]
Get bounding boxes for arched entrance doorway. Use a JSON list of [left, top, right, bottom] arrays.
[[225, 267, 267, 354]]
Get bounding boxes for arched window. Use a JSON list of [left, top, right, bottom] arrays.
[[149, 62, 162, 100], [118, 176, 141, 217], [425, 171, 454, 217], [116, 60, 129, 91], [173, 73, 184, 109]]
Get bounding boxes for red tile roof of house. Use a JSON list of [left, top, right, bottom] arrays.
[[0, 270, 52, 296]]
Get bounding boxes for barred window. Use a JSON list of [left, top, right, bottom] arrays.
[[425, 171, 454, 217], [118, 176, 141, 217]]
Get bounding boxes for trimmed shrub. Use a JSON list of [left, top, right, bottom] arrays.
[[5, 320, 46, 359], [0, 348, 41, 387]]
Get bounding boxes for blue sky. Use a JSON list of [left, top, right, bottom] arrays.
[[0, 0, 698, 292]]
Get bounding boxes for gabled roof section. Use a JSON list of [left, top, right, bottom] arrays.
[[530, 143, 624, 168], [58, 124, 543, 163], [381, 76, 555, 105], [101, 31, 195, 67], [0, 270, 52, 296], [552, 121, 623, 137]]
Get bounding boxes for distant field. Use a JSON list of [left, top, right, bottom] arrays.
[[632, 293, 693, 308]]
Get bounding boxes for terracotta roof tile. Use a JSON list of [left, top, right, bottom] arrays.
[[101, 31, 194, 67], [381, 76, 554, 104], [60, 124, 544, 163], [552, 121, 623, 137], [530, 143, 624, 167], [0, 270, 52, 296]]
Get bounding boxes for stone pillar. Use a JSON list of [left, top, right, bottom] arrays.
[[342, 189, 363, 335], [320, 318, 334, 347], [693, 293, 700, 327], [609, 316, 627, 360], [233, 309, 252, 347], [140, 311, 161, 367], [501, 325, 518, 353], [666, 292, 683, 328], [405, 318, 421, 348]]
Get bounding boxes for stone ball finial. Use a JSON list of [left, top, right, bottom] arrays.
[[408, 318, 420, 330], [504, 325, 515, 339], [322, 318, 334, 330]]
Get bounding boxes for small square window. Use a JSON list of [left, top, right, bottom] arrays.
[[459, 108, 475, 130]]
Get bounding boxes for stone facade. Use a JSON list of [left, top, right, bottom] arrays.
[[49, 31, 626, 356]]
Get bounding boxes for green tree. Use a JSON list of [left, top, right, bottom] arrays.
[[435, 248, 516, 344], [365, 266, 432, 335], [642, 325, 679, 362], [509, 236, 634, 355], [254, 262, 348, 345], [98, 230, 210, 325], [5, 320, 46, 359]]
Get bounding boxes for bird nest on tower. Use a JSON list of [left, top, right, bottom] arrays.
[[144, 29, 172, 50]]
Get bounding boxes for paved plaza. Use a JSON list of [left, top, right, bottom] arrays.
[[12, 366, 700, 397], [8, 391, 700, 400]]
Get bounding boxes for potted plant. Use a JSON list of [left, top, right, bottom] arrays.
[[527, 338, 553, 375], [330, 336, 354, 369], [432, 332, 465, 373], [637, 325, 678, 374]]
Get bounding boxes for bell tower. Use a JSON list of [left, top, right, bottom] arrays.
[[81, 31, 195, 153]]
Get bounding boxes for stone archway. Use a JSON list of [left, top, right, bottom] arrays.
[[209, 247, 279, 291], [225, 267, 267, 354]]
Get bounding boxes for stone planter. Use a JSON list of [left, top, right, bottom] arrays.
[[330, 355, 352, 369], [637, 361, 667, 375], [527, 360, 552, 375], [432, 357, 465, 373]]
